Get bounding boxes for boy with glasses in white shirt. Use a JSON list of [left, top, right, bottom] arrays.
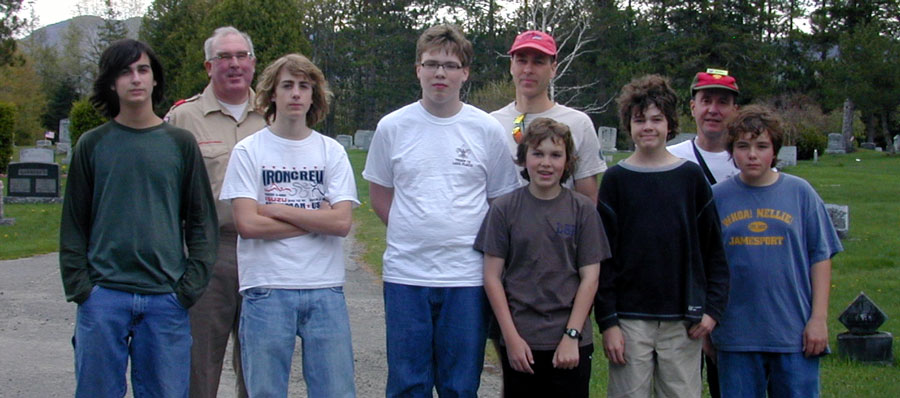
[[363, 24, 519, 397]]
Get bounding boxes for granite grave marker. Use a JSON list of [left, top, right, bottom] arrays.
[[598, 126, 617, 153], [7, 162, 60, 198], [826, 133, 846, 154], [355, 130, 374, 151], [824, 204, 849, 238], [336, 134, 353, 149], [19, 147, 55, 164], [837, 293, 893, 364], [776, 145, 797, 168]]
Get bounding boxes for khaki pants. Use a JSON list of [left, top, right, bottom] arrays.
[[189, 230, 247, 398], [607, 319, 702, 398]]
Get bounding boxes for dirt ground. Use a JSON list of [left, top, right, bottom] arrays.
[[0, 230, 501, 397]]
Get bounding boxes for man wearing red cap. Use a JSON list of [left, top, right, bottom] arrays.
[[668, 69, 741, 185], [491, 30, 605, 204], [667, 69, 740, 398]]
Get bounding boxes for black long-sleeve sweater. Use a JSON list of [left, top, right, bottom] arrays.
[[594, 160, 729, 331]]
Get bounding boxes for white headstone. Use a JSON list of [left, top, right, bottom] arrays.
[[893, 135, 899, 153], [59, 118, 71, 143], [36, 139, 52, 148], [825, 204, 849, 238], [355, 130, 374, 151], [20, 148, 55, 164], [776, 146, 797, 168], [336, 134, 353, 149], [826, 133, 846, 154], [598, 126, 617, 153]]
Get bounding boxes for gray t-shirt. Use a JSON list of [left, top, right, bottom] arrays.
[[475, 187, 610, 349], [491, 102, 607, 188]]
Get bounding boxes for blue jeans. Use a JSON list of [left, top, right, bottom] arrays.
[[384, 282, 487, 398], [239, 287, 355, 398], [717, 351, 820, 398], [73, 286, 191, 398]]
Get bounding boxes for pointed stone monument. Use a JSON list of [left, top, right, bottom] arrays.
[[837, 292, 893, 364]]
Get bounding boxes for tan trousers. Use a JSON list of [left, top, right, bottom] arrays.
[[607, 319, 702, 398], [189, 231, 247, 398]]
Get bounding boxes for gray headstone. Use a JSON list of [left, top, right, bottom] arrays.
[[598, 126, 617, 153], [55, 142, 71, 156], [824, 203, 849, 238], [336, 134, 353, 149], [6, 162, 60, 198], [0, 180, 15, 225], [837, 292, 893, 364], [19, 148, 55, 164], [59, 118, 71, 143], [776, 145, 797, 168], [36, 139, 52, 148], [893, 135, 900, 153], [355, 130, 374, 151], [860, 142, 876, 150], [825, 133, 846, 154]]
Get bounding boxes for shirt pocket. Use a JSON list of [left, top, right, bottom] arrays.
[[199, 142, 229, 160]]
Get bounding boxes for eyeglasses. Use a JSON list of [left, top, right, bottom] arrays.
[[512, 113, 526, 144], [419, 61, 463, 71], [209, 51, 253, 62]]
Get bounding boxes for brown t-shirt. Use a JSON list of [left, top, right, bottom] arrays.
[[475, 187, 610, 349]]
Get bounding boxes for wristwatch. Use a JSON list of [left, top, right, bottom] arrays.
[[564, 328, 582, 340]]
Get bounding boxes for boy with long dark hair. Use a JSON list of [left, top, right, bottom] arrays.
[[60, 39, 218, 397]]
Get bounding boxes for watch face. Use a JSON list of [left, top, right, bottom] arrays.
[[566, 329, 579, 338]]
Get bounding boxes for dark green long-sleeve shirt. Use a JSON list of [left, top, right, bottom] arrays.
[[60, 120, 218, 308]]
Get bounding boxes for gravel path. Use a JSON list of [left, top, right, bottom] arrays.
[[0, 227, 501, 397]]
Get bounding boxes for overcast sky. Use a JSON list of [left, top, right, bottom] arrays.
[[26, 0, 151, 28]]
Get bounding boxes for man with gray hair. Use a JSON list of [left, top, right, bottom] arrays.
[[166, 26, 266, 398]]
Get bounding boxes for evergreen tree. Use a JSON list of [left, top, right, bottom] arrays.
[[0, 0, 27, 66]]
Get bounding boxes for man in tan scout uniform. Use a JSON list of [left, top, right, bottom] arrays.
[[165, 26, 266, 398]]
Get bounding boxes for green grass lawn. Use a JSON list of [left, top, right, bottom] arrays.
[[347, 149, 900, 397], [1, 146, 68, 260], [2, 147, 897, 396]]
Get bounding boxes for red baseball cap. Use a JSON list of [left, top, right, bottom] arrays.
[[508, 30, 557, 56], [691, 69, 740, 96]]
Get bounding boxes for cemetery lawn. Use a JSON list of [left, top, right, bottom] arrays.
[[349, 149, 900, 397], [0, 146, 67, 260], [347, 149, 387, 275]]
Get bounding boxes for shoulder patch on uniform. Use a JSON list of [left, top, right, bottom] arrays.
[[170, 94, 200, 110], [164, 94, 201, 122]]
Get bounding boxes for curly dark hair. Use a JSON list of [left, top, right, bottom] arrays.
[[616, 74, 679, 140]]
